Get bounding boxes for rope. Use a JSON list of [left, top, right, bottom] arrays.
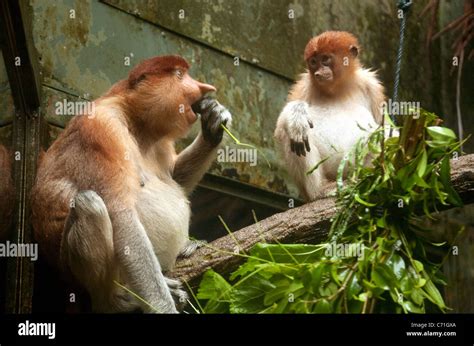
[[391, 0, 412, 127]]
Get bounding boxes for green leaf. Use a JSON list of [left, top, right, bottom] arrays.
[[412, 260, 424, 273], [357, 292, 369, 302], [249, 243, 325, 264], [416, 150, 427, 177], [427, 126, 456, 141], [230, 275, 276, 313], [354, 193, 376, 207], [347, 274, 362, 299], [314, 299, 332, 313], [387, 254, 406, 280], [411, 288, 424, 305], [320, 282, 339, 297], [403, 300, 424, 314], [307, 156, 330, 175], [197, 270, 232, 313], [331, 264, 342, 285], [414, 174, 430, 188], [440, 157, 463, 207], [415, 278, 426, 288], [372, 267, 390, 290], [421, 272, 446, 310], [263, 283, 290, 306]]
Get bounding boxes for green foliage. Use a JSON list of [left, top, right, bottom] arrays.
[[197, 110, 465, 313]]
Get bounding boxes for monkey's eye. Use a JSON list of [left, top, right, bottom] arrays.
[[308, 57, 318, 68], [321, 55, 331, 66], [175, 69, 184, 80]]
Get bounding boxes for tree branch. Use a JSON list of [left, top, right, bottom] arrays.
[[171, 154, 474, 287]]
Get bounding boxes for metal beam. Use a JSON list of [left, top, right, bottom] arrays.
[[0, 0, 42, 313]]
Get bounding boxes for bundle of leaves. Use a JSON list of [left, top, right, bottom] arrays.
[[195, 110, 465, 313]]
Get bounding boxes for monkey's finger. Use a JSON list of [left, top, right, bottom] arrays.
[[295, 142, 302, 156], [308, 119, 314, 128], [192, 96, 213, 113], [207, 104, 222, 126], [219, 108, 232, 128], [304, 138, 311, 152], [299, 142, 306, 157], [199, 96, 215, 109], [210, 110, 227, 134], [290, 140, 296, 153], [221, 117, 229, 129], [296, 142, 302, 156], [201, 99, 219, 115]]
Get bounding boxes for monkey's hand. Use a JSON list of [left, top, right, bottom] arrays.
[[285, 101, 313, 156], [193, 97, 232, 147]]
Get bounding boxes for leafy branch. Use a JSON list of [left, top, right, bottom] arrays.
[[193, 109, 467, 314]]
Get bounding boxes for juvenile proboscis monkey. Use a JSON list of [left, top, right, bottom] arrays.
[[31, 55, 232, 313], [275, 31, 385, 201]]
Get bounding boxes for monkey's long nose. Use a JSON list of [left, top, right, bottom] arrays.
[[197, 81, 217, 94]]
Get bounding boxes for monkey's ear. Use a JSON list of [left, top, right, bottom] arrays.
[[128, 74, 147, 88], [349, 45, 359, 58]]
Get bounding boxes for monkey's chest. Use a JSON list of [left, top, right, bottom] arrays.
[[309, 102, 377, 174], [135, 176, 190, 271]]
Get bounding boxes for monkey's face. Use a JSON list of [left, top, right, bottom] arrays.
[[304, 31, 360, 89], [306, 46, 358, 87], [307, 53, 335, 84], [177, 70, 216, 125], [127, 56, 216, 138], [140, 71, 216, 138]]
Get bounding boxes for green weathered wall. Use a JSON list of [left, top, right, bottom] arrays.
[[0, 53, 14, 146], [28, 0, 473, 198], [30, 0, 294, 194]]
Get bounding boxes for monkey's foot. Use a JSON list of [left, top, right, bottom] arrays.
[[165, 277, 188, 311], [178, 239, 207, 258]]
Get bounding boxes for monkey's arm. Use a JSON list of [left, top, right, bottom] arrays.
[[172, 134, 216, 195], [173, 98, 232, 195], [363, 70, 385, 124]]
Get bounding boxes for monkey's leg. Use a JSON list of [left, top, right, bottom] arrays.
[[110, 207, 178, 313], [61, 190, 140, 313]]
